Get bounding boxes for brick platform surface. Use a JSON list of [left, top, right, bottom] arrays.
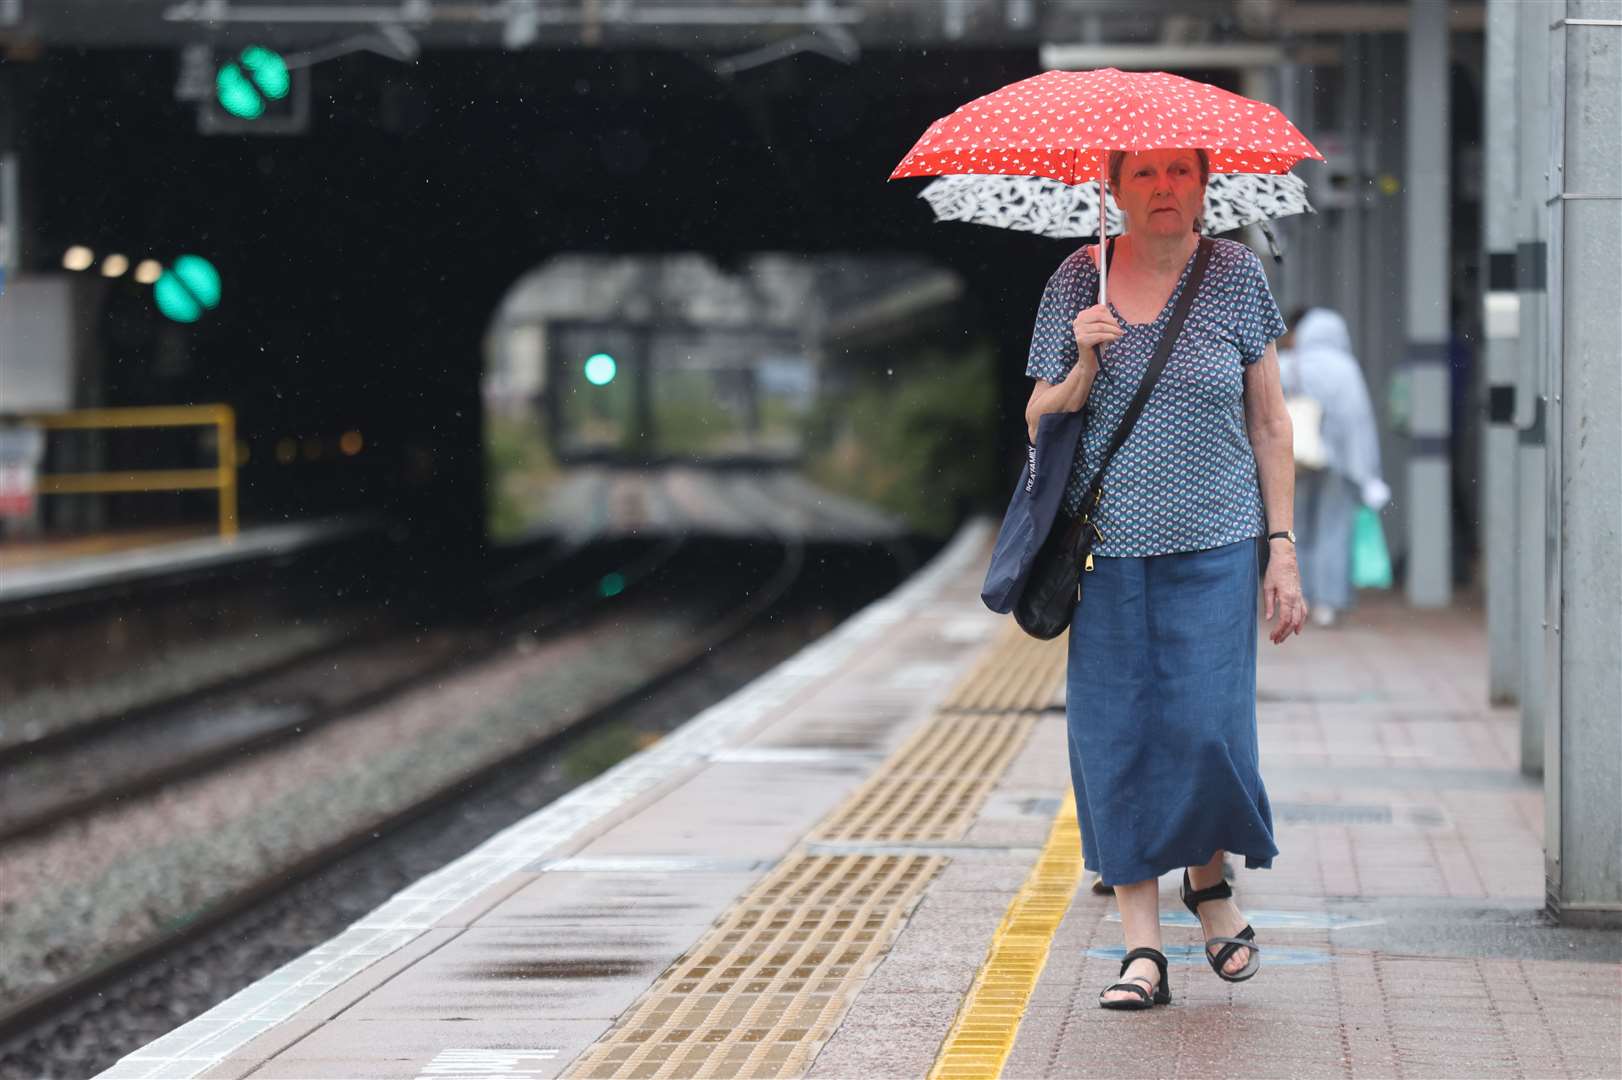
[[997, 594, 1622, 1080]]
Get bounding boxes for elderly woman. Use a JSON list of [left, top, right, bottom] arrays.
[[1023, 147, 1308, 1010]]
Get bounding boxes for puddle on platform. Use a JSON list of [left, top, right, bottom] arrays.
[[1104, 910, 1385, 931], [477, 958, 649, 980], [1089, 944, 1333, 966]]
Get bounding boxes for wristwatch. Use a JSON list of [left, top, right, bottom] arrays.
[[1267, 530, 1296, 544]]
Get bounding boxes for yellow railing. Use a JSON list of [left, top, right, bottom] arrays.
[[23, 405, 239, 538]]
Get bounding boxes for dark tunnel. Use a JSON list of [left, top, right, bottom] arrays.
[[8, 45, 1214, 553]]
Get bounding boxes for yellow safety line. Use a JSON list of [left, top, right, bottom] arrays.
[[928, 792, 1083, 1080]]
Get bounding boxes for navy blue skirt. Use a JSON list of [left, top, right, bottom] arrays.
[[1066, 538, 1277, 886]]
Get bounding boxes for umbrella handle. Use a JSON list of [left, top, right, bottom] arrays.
[[1097, 160, 1109, 308]]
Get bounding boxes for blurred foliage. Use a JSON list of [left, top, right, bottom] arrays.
[[806, 341, 999, 537], [647, 392, 807, 458], [484, 411, 559, 542], [560, 720, 646, 783], [647, 396, 732, 457]]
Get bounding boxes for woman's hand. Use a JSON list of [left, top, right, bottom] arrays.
[[1024, 304, 1121, 442], [1071, 303, 1123, 358], [1263, 543, 1308, 644]]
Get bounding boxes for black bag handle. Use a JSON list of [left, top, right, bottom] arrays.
[[1079, 237, 1214, 512]]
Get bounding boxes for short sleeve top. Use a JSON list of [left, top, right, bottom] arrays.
[[1024, 238, 1286, 558]]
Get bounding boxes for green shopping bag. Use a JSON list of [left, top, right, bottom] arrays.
[[1352, 506, 1393, 590]]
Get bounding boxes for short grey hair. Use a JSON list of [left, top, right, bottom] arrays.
[[1108, 149, 1211, 190]]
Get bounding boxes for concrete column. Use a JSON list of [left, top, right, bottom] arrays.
[[1403, 0, 1452, 608], [1482, 0, 1521, 705], [1545, 0, 1622, 927]]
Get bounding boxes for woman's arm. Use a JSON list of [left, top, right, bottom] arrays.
[[1025, 356, 1096, 442], [1245, 342, 1294, 529], [1244, 342, 1309, 642]]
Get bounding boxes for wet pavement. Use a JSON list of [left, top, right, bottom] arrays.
[[991, 595, 1621, 1080], [95, 526, 1621, 1080]]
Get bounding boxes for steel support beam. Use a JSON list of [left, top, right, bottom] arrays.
[[1403, 0, 1452, 608], [1514, 0, 1560, 777], [1483, 0, 1521, 706]]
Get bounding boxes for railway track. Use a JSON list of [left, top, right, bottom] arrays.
[[0, 535, 683, 845]]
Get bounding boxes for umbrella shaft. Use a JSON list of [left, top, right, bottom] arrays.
[[1098, 162, 1109, 308]]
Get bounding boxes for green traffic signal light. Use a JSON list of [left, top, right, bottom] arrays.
[[154, 255, 222, 323], [216, 46, 291, 120], [584, 353, 618, 386], [241, 47, 290, 99]]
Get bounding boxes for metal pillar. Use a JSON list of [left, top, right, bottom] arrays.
[[1514, 0, 1560, 777], [0, 61, 19, 279], [1364, 36, 1412, 574], [1403, 0, 1452, 608], [1545, 0, 1622, 927], [1482, 0, 1521, 705], [0, 153, 16, 279]]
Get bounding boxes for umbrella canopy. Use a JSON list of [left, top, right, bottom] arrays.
[[890, 67, 1321, 302], [890, 68, 1323, 184], [919, 171, 1313, 243]]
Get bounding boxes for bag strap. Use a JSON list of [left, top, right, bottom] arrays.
[[1081, 237, 1214, 511]]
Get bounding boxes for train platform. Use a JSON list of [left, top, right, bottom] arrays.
[[0, 518, 372, 613], [97, 522, 1622, 1080]]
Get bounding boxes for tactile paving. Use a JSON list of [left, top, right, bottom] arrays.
[[935, 626, 1067, 713], [811, 711, 1033, 843], [564, 627, 1056, 1079]]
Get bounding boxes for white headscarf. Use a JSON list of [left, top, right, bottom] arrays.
[[1289, 309, 1387, 504]]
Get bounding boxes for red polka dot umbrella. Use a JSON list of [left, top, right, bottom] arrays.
[[889, 68, 1323, 301]]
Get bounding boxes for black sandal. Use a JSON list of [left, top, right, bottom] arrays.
[[1180, 869, 1261, 983], [1098, 946, 1171, 1010]]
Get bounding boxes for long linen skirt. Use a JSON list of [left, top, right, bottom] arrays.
[[1066, 537, 1277, 886]]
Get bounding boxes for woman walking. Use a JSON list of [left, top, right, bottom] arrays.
[[1023, 147, 1309, 1009], [1279, 307, 1390, 627]]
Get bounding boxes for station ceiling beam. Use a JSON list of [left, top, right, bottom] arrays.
[[1281, 2, 1486, 35]]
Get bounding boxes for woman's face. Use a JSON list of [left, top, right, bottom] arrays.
[[1114, 150, 1206, 239]]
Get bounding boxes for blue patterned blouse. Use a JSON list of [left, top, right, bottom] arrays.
[[1024, 238, 1286, 558]]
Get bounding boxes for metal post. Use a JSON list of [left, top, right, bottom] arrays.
[[1545, 0, 1622, 928], [1367, 36, 1410, 570], [1403, 0, 1452, 608], [1270, 59, 1306, 314], [1515, 0, 1559, 777], [0, 60, 20, 277], [0, 153, 17, 277], [1483, 0, 1521, 705], [215, 405, 239, 539]]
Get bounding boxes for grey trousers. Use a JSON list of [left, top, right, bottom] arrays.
[[1295, 468, 1361, 611]]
